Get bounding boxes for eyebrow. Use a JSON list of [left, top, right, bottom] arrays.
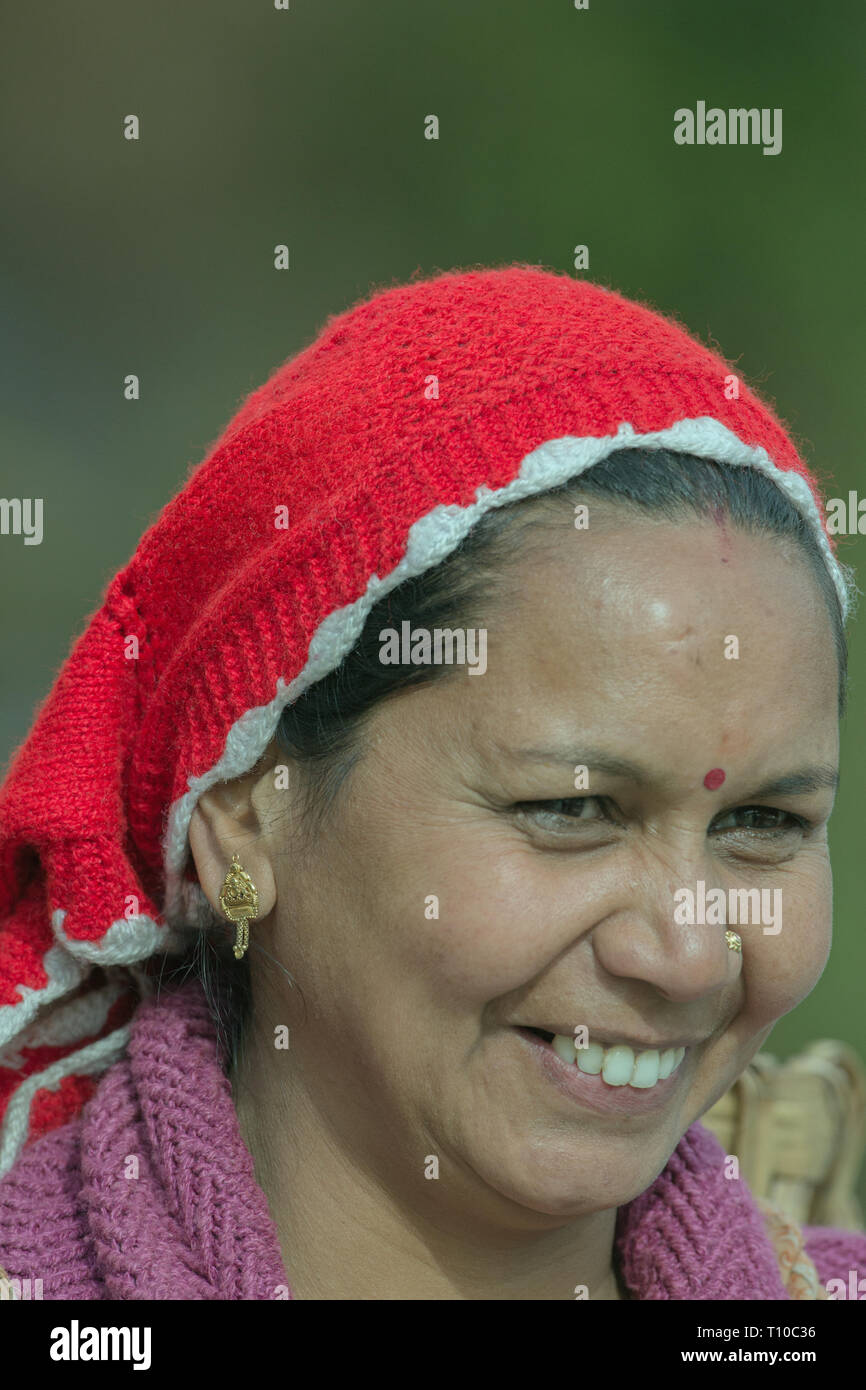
[[500, 745, 840, 797], [746, 768, 840, 798]]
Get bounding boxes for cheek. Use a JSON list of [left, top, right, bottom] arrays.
[[739, 857, 832, 1020], [391, 834, 590, 1002]]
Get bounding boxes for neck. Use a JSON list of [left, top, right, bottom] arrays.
[[232, 1038, 624, 1302]]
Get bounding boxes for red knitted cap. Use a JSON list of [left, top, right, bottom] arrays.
[[0, 264, 850, 1173]]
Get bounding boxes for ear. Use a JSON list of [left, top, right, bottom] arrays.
[[188, 768, 278, 921]]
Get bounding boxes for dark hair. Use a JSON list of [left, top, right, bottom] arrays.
[[178, 448, 853, 1072]]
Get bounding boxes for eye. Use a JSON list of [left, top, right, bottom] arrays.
[[512, 796, 615, 830], [512, 798, 813, 838], [711, 805, 812, 836]]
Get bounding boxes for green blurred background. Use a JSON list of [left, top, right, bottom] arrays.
[[1, 2, 864, 1204]]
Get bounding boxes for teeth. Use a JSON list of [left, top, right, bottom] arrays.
[[658, 1048, 677, 1080], [576, 1041, 604, 1074], [549, 1035, 686, 1089], [629, 1050, 661, 1088]]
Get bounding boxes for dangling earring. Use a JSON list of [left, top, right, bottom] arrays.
[[725, 930, 742, 953], [218, 853, 259, 960]]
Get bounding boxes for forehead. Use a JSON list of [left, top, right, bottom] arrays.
[[459, 509, 839, 756]]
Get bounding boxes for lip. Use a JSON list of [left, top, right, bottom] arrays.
[[519, 1025, 702, 1052], [513, 1027, 690, 1116]]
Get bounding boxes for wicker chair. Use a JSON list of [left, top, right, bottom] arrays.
[[701, 1040, 866, 1230]]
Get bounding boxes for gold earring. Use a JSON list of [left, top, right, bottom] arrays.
[[725, 930, 742, 953], [218, 853, 259, 961]]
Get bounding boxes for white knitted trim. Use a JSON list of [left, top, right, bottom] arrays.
[[0, 910, 182, 1054], [0, 945, 84, 1052], [0, 916, 169, 1170], [1, 415, 851, 1173], [0, 978, 129, 1069], [0, 1024, 131, 1179], [49, 908, 185, 965], [20, 981, 124, 1048], [161, 415, 850, 918]]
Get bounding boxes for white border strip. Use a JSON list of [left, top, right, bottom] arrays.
[[0, 914, 183, 1051], [0, 1024, 131, 1179], [0, 978, 128, 1069], [0, 945, 84, 1053]]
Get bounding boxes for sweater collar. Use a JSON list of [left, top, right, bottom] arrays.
[[80, 979, 290, 1300], [77, 978, 786, 1300], [615, 1117, 787, 1298]]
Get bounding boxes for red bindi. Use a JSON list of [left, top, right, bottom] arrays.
[[703, 768, 726, 790]]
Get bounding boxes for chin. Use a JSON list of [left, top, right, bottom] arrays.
[[474, 1137, 675, 1220]]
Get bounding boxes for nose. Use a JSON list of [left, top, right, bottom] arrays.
[[588, 869, 739, 1004]]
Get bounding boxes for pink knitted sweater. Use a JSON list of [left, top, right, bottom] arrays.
[[0, 980, 863, 1300]]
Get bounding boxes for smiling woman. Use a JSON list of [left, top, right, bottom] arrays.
[[0, 265, 863, 1301]]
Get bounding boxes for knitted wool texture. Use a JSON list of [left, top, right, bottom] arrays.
[[0, 263, 853, 1177], [1, 977, 864, 1299]]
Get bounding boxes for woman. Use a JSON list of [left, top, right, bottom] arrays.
[[0, 264, 863, 1300]]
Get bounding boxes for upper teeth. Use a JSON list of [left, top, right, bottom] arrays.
[[550, 1035, 686, 1088]]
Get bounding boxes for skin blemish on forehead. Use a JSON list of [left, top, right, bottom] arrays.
[[703, 767, 726, 790]]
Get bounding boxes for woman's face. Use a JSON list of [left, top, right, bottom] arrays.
[[248, 506, 840, 1220]]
